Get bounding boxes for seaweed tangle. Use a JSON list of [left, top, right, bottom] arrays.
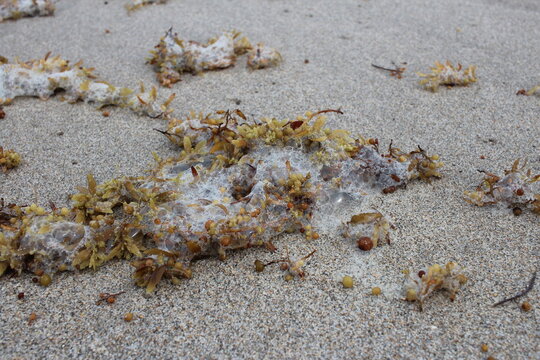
[[0, 53, 175, 118], [0, 0, 54, 22], [149, 28, 281, 87], [465, 159, 540, 215], [0, 110, 443, 293]]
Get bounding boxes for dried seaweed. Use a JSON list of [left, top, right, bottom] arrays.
[[0, 146, 21, 172], [404, 262, 468, 310], [371, 63, 406, 79], [259, 248, 317, 280], [418, 61, 477, 92], [0, 110, 443, 292], [0, 54, 175, 118], [465, 159, 540, 215], [0, 0, 54, 22], [149, 29, 281, 87], [341, 211, 393, 248]]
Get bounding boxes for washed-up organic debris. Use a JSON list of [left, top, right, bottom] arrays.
[[464, 159, 540, 214], [0, 110, 443, 293], [246, 43, 283, 70], [341, 211, 393, 250], [96, 291, 125, 305], [404, 262, 467, 310], [0, 146, 21, 172], [493, 271, 536, 307], [418, 61, 477, 91], [517, 84, 540, 96], [255, 249, 316, 280], [149, 28, 281, 87], [126, 0, 168, 12], [0, 54, 174, 118], [371, 63, 406, 79], [0, 0, 54, 22]]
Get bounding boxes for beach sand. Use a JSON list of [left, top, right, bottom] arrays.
[[0, 0, 539, 358]]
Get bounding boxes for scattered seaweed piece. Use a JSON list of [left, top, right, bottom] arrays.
[[418, 61, 477, 91], [516, 85, 540, 96], [493, 271, 536, 307], [149, 28, 281, 87], [0, 106, 5, 119], [96, 291, 126, 305], [0, 146, 21, 172], [126, 0, 168, 12], [0, 110, 443, 292], [341, 211, 393, 248], [246, 43, 282, 70], [371, 62, 406, 79], [404, 262, 468, 310], [260, 248, 316, 280], [0, 54, 174, 118], [464, 159, 540, 214], [0, 0, 54, 22], [28, 312, 37, 324]]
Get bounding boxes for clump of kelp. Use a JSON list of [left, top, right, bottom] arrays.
[[0, 110, 443, 293], [404, 262, 468, 311]]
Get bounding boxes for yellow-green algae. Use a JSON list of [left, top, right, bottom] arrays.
[[0, 110, 443, 293]]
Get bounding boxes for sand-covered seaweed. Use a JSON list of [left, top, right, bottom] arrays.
[[404, 262, 468, 310], [464, 159, 540, 215], [0, 110, 443, 293], [149, 29, 281, 87], [0, 0, 54, 22], [418, 61, 477, 92], [0, 54, 174, 118]]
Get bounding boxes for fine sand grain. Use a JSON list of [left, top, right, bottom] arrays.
[[1, 0, 539, 359]]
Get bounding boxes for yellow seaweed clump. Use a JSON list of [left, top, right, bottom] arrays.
[[404, 262, 468, 310], [0, 110, 444, 293], [418, 61, 477, 91], [0, 146, 21, 172], [464, 159, 540, 215]]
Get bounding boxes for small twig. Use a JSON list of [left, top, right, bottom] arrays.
[[371, 63, 406, 79], [312, 108, 344, 116], [493, 271, 537, 307], [153, 128, 182, 138], [371, 63, 397, 72], [300, 249, 317, 261]]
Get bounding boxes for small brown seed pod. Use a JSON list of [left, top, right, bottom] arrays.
[[357, 237, 374, 251], [254, 260, 265, 272]]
